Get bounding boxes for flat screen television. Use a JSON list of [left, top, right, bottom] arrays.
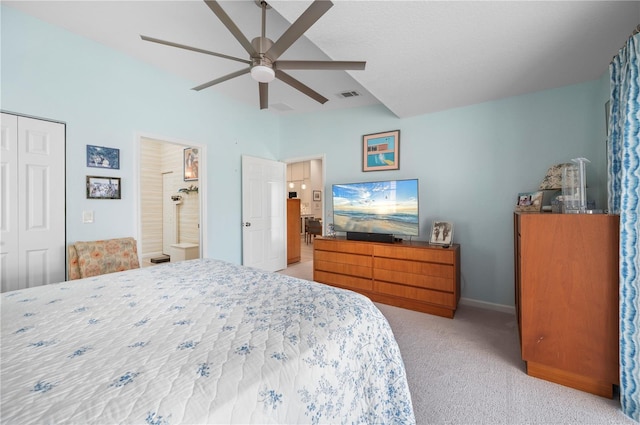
[[332, 178, 419, 240]]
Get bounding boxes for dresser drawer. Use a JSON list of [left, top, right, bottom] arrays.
[[374, 281, 456, 307], [314, 270, 373, 292], [315, 259, 372, 279], [315, 250, 372, 269], [374, 268, 454, 292], [374, 257, 453, 278], [373, 244, 455, 263], [315, 238, 373, 255]]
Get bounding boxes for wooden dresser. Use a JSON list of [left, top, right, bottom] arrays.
[[514, 212, 619, 397], [286, 199, 301, 264], [313, 237, 460, 318]]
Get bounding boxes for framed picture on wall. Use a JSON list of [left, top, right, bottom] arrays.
[[86, 176, 121, 199], [87, 145, 120, 169], [184, 147, 199, 181], [362, 130, 400, 172], [313, 190, 322, 201]]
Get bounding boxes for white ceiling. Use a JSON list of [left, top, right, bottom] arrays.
[[5, 1, 639, 118]]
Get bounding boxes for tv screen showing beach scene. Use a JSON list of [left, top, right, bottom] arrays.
[[332, 179, 419, 236]]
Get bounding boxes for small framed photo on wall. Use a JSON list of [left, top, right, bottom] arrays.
[[86, 176, 121, 199], [430, 221, 453, 246], [183, 147, 199, 181], [87, 145, 120, 169]]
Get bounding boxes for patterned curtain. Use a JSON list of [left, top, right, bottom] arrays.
[[608, 32, 640, 422]]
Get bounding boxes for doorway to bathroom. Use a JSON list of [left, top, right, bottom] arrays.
[[138, 135, 206, 265]]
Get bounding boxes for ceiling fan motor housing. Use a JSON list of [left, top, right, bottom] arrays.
[[251, 37, 273, 59], [250, 37, 275, 82]]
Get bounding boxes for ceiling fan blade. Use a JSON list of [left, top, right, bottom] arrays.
[[192, 68, 250, 91], [275, 70, 328, 104], [276, 60, 366, 71], [204, 1, 258, 57], [259, 82, 268, 110], [265, 0, 333, 62], [141, 35, 251, 65]]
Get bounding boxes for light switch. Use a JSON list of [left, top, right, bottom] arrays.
[[83, 210, 94, 223]]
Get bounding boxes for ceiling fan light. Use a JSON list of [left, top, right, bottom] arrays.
[[251, 65, 275, 83]]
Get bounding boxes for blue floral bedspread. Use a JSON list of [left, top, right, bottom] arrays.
[[1, 259, 415, 424]]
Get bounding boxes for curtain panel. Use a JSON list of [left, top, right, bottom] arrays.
[[608, 32, 640, 422]]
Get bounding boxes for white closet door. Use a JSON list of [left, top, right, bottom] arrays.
[[0, 113, 65, 292], [1, 113, 20, 290]]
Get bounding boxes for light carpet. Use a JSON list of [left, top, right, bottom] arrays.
[[279, 261, 635, 425]]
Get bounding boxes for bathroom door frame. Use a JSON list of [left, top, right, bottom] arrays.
[[133, 132, 207, 261]]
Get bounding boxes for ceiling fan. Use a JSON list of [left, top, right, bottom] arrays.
[[141, 0, 366, 110]]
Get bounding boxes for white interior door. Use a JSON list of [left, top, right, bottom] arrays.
[[1, 113, 65, 292], [1, 114, 20, 289], [241, 155, 286, 272]]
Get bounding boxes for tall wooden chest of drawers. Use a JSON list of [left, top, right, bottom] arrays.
[[514, 212, 619, 397]]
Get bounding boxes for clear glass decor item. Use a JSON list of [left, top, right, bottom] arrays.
[[562, 164, 579, 212], [326, 223, 336, 238], [562, 158, 590, 213], [573, 157, 590, 212]]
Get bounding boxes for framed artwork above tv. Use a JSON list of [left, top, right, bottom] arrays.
[[362, 130, 400, 172]]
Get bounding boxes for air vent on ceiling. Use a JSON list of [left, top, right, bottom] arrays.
[[338, 90, 361, 99], [270, 103, 294, 111]]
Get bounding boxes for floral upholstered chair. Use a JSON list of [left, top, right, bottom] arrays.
[[68, 237, 140, 280]]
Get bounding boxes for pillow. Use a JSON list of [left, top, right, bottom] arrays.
[[74, 237, 140, 278]]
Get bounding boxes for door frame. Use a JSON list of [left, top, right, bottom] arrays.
[[161, 171, 176, 255], [282, 153, 326, 225], [133, 132, 207, 260]]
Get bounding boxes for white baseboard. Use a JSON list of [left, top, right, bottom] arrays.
[[459, 297, 515, 315]]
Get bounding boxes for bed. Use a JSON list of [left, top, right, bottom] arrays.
[[1, 259, 415, 424]]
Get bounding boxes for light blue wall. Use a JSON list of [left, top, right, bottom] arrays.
[[3, 5, 610, 308], [1, 5, 280, 263], [280, 78, 609, 307]]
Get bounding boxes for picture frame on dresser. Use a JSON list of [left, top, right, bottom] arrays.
[[515, 191, 543, 212], [430, 221, 453, 245]]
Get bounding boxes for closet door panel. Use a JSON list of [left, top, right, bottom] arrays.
[[18, 116, 65, 288], [1, 113, 65, 291], [0, 113, 19, 292]]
